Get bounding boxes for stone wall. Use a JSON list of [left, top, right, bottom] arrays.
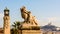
[[19, 30, 41, 34]]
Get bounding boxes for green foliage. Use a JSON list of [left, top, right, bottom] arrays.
[[11, 28, 18, 34], [11, 21, 22, 34]]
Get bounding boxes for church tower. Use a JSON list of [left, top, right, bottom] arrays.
[[3, 7, 10, 34]]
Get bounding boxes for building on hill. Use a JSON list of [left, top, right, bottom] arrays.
[[41, 23, 57, 31]]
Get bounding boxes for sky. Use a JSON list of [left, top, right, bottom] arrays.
[[0, 0, 60, 27]]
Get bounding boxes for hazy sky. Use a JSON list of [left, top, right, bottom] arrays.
[[0, 0, 60, 27]]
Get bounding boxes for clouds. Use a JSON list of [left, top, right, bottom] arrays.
[[0, 13, 3, 19], [0, 13, 3, 27], [47, 17, 60, 22], [39, 17, 60, 27], [47, 17, 60, 27]]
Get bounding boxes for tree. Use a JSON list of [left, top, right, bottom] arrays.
[[11, 21, 21, 34]]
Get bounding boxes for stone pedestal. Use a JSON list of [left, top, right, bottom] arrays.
[[21, 22, 40, 30]]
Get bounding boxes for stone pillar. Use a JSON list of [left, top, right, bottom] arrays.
[[3, 7, 10, 34]]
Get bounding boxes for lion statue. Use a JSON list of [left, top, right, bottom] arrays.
[[20, 6, 38, 25]]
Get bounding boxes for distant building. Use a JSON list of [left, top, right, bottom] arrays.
[[41, 23, 57, 31], [0, 28, 3, 34]]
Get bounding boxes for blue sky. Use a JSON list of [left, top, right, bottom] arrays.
[[0, 0, 60, 27]]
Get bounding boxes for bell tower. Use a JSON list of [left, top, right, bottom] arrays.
[[3, 7, 10, 34]]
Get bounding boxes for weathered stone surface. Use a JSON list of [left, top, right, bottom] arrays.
[[18, 30, 41, 34], [20, 6, 40, 29], [22, 30, 41, 34], [3, 8, 10, 34]]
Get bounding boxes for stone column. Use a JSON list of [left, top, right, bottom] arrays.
[[3, 7, 10, 34]]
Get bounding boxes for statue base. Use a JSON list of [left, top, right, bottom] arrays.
[[21, 22, 40, 30]]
